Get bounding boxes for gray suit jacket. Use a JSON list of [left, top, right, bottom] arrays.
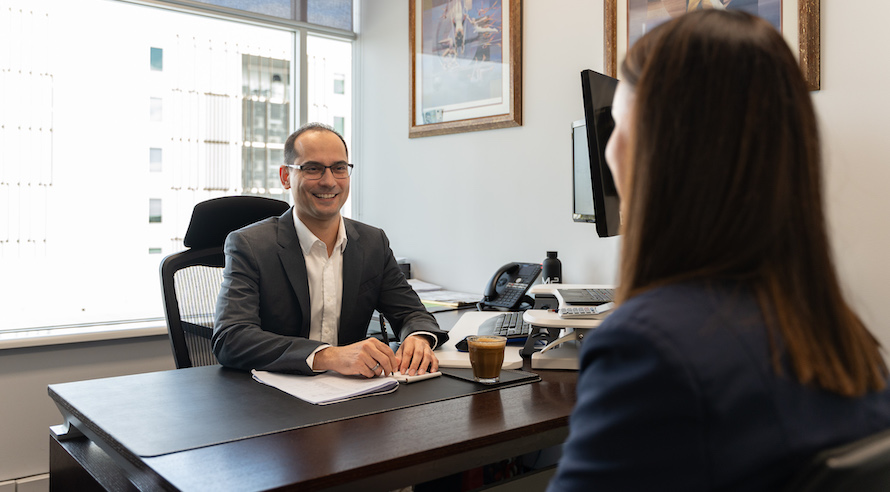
[[212, 208, 447, 374]]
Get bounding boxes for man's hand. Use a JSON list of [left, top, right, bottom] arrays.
[[312, 338, 399, 377], [396, 334, 439, 376]]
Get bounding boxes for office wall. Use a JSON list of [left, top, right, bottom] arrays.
[[356, 1, 890, 346], [356, 0, 619, 290], [0, 338, 174, 483]]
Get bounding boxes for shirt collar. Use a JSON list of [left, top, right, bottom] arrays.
[[292, 208, 348, 256]]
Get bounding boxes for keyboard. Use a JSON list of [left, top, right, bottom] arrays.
[[556, 288, 615, 305], [477, 312, 532, 340]]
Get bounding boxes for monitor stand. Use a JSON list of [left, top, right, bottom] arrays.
[[531, 340, 581, 370]]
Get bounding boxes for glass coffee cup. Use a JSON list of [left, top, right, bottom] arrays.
[[466, 335, 507, 384]]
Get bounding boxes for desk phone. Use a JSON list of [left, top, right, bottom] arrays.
[[480, 262, 542, 310]]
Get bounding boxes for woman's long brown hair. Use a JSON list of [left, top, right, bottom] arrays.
[[616, 10, 886, 397]]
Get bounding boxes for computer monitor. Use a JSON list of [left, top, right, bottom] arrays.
[[572, 69, 620, 238]]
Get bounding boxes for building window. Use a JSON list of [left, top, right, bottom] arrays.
[[150, 47, 163, 71], [149, 199, 163, 223], [333, 74, 345, 95], [150, 148, 163, 172], [242, 55, 290, 195], [333, 116, 345, 135]]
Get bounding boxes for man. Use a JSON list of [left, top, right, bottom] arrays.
[[213, 123, 447, 377]]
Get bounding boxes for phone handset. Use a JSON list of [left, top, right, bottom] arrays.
[[480, 262, 542, 311]]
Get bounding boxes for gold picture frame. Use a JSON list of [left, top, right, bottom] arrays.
[[604, 0, 820, 91], [409, 0, 523, 138]]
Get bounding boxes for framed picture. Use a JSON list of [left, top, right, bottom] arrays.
[[409, 0, 523, 138], [604, 0, 820, 91]]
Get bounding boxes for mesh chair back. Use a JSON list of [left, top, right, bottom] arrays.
[[783, 427, 890, 492], [161, 248, 224, 368], [160, 196, 289, 368]]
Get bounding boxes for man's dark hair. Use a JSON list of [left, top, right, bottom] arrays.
[[283, 122, 348, 165]]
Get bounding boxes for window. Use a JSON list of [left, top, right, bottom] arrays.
[[306, 0, 353, 31], [333, 116, 345, 135], [149, 199, 163, 223], [333, 74, 345, 94], [150, 148, 163, 172], [242, 55, 290, 195], [191, 0, 353, 31], [150, 47, 163, 71], [0, 0, 353, 335]]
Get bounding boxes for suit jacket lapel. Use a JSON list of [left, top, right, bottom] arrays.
[[340, 218, 362, 331], [277, 208, 311, 331]]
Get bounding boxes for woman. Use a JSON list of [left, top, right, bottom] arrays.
[[548, 10, 890, 492]]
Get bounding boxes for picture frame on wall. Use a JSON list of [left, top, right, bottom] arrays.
[[409, 0, 523, 138], [603, 0, 820, 91]]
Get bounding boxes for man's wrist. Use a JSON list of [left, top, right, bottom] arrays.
[[308, 344, 332, 372], [407, 332, 436, 349]]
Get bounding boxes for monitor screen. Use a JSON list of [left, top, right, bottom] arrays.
[[574, 69, 621, 237], [572, 120, 596, 221]]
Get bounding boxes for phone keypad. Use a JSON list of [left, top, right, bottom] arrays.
[[492, 287, 523, 307]]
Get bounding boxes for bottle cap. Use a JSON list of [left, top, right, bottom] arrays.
[[546, 251, 558, 258]]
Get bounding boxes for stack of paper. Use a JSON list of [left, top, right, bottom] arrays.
[[406, 279, 443, 292], [407, 279, 482, 307], [252, 370, 398, 405], [251, 370, 442, 405]]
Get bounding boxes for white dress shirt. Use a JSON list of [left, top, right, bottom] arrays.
[[293, 211, 347, 367], [293, 210, 437, 371]]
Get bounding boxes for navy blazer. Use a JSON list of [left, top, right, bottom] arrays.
[[212, 208, 447, 374], [548, 281, 890, 492]]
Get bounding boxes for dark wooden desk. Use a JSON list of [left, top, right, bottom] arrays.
[[49, 310, 577, 491]]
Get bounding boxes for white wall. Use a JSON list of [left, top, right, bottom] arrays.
[[356, 0, 890, 346], [816, 2, 890, 345], [356, 0, 619, 293], [0, 337, 174, 483]]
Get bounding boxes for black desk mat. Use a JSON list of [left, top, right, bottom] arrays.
[[441, 367, 540, 385], [49, 365, 540, 458]]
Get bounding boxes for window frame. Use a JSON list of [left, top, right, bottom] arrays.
[[121, 0, 356, 38]]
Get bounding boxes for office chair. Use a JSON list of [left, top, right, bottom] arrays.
[[782, 426, 890, 492], [160, 195, 289, 368]]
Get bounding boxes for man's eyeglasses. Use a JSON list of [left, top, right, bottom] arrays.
[[285, 163, 354, 180]]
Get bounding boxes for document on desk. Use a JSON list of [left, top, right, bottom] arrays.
[[408, 278, 482, 307], [419, 289, 482, 307], [251, 370, 440, 405]]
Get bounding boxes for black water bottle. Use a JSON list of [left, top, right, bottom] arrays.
[[543, 251, 562, 284]]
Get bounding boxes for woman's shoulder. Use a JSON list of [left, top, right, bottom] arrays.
[[606, 280, 740, 318], [610, 279, 755, 319], [595, 280, 763, 353]]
